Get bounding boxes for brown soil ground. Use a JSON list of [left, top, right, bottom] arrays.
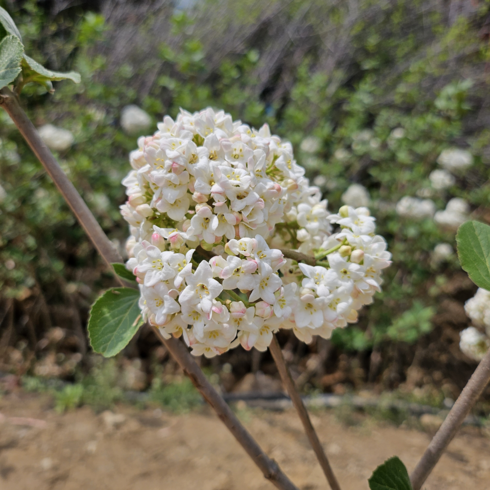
[[0, 392, 489, 490]]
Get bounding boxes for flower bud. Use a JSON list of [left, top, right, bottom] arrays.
[[230, 301, 247, 318], [192, 192, 208, 203], [242, 260, 258, 274], [339, 245, 352, 257], [297, 229, 310, 242], [151, 232, 165, 248], [182, 219, 191, 232], [255, 301, 273, 319], [128, 193, 146, 206], [136, 204, 153, 217], [350, 249, 364, 264], [339, 205, 350, 218], [169, 232, 184, 248], [225, 242, 235, 255], [201, 241, 214, 251], [171, 161, 184, 174]]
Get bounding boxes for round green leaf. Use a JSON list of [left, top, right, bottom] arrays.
[[0, 35, 23, 89], [22, 54, 81, 84], [0, 7, 22, 40], [456, 220, 490, 291], [88, 288, 143, 358], [368, 457, 413, 490]]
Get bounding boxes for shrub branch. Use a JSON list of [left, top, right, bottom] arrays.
[[410, 348, 490, 489], [270, 336, 341, 490]]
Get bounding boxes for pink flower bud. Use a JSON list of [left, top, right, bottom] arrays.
[[241, 260, 258, 274], [169, 232, 184, 248], [192, 192, 208, 203], [256, 301, 273, 319], [182, 219, 191, 232], [230, 302, 247, 318], [128, 194, 146, 206], [171, 161, 184, 174], [151, 232, 164, 248]]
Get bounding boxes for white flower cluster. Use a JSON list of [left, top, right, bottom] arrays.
[[121, 108, 391, 357], [460, 288, 490, 361], [434, 197, 470, 231], [341, 183, 370, 208], [437, 148, 473, 173], [395, 196, 436, 220]]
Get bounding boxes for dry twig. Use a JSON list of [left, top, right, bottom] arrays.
[[270, 336, 341, 490]]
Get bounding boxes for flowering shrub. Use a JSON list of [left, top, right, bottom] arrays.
[[119, 108, 391, 357]]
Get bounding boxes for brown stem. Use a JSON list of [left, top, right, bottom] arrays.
[[279, 248, 316, 266], [1, 86, 299, 490], [269, 336, 341, 490], [410, 348, 490, 490], [0, 87, 121, 271]]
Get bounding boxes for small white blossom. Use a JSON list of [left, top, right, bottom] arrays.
[[38, 124, 74, 152], [120, 105, 152, 135], [341, 184, 370, 208], [396, 196, 435, 220], [459, 327, 489, 361], [429, 169, 455, 190], [437, 148, 473, 173]]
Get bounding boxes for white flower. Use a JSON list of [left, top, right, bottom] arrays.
[[434, 198, 469, 231], [432, 243, 453, 264], [465, 289, 490, 333], [459, 327, 489, 361], [179, 261, 223, 314], [248, 262, 282, 304], [273, 283, 298, 318], [38, 124, 74, 152], [341, 184, 370, 208], [396, 196, 435, 220], [140, 284, 180, 326], [120, 105, 152, 135], [294, 292, 325, 329], [390, 127, 405, 139], [429, 169, 455, 190], [300, 136, 321, 153], [437, 148, 473, 173]]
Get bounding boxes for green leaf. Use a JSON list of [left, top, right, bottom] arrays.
[[369, 457, 413, 490], [88, 288, 143, 358], [21, 54, 81, 86], [0, 7, 22, 40], [0, 35, 23, 89], [457, 220, 490, 291], [112, 263, 137, 283]]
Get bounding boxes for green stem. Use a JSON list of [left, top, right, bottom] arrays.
[[315, 239, 347, 261], [222, 289, 251, 306]]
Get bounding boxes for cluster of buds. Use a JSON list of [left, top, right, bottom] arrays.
[[460, 288, 490, 361], [122, 108, 391, 357]]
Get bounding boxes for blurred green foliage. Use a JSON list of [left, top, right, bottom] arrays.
[[1, 0, 489, 361]]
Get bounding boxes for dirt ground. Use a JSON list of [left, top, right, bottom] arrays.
[[0, 392, 489, 490]]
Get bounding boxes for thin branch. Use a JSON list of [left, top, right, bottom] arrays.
[[270, 335, 342, 490], [0, 87, 121, 272], [279, 248, 317, 266], [410, 348, 490, 490], [1, 86, 299, 490]]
